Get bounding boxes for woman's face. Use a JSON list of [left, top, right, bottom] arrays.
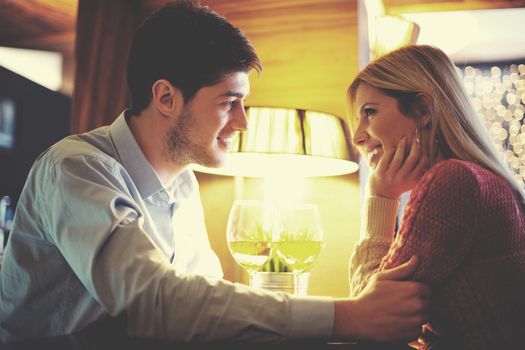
[[351, 83, 418, 169]]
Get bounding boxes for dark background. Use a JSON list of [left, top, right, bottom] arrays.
[[0, 65, 71, 208]]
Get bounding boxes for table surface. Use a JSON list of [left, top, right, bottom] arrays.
[[3, 316, 414, 350]]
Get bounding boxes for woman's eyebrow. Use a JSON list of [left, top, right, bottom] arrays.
[[359, 102, 379, 114]]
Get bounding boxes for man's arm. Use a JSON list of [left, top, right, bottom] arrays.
[[43, 154, 334, 342], [335, 256, 430, 342]]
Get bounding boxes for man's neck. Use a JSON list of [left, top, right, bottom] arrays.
[[127, 109, 186, 187]]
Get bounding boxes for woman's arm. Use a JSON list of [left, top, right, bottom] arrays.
[[348, 196, 398, 296], [376, 160, 481, 285], [349, 136, 429, 296]]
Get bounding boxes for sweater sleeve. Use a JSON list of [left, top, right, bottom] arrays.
[[348, 196, 399, 296], [377, 160, 481, 286]]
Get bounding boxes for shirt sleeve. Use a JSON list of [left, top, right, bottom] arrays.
[[40, 154, 334, 342], [348, 196, 399, 296]]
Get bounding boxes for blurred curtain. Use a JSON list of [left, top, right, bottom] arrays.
[[72, 0, 141, 133]]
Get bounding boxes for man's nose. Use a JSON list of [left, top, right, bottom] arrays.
[[231, 104, 248, 132]]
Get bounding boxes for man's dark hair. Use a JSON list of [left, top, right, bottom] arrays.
[[127, 0, 261, 115]]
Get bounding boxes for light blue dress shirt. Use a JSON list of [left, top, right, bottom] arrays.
[[0, 111, 333, 343]]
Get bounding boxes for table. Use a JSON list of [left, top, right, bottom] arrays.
[[3, 316, 413, 350]]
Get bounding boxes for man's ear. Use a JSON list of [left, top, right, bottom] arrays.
[[151, 79, 184, 118], [415, 92, 433, 127]]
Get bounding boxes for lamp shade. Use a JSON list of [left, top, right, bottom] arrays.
[[191, 106, 359, 177], [371, 15, 420, 59]]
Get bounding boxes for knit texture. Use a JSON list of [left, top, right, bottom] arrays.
[[349, 159, 525, 349]]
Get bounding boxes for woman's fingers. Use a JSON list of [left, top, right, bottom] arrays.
[[368, 134, 430, 199], [414, 154, 430, 178], [376, 143, 396, 175], [401, 137, 419, 174], [389, 137, 407, 172]]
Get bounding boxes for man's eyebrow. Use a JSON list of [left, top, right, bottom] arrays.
[[220, 91, 249, 98]]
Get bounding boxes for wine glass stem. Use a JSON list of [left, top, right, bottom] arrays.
[[293, 271, 299, 295], [248, 271, 255, 288]]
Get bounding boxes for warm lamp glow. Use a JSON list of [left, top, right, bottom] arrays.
[[372, 15, 420, 59], [263, 175, 307, 208], [364, 0, 419, 59], [365, 0, 386, 56], [192, 153, 357, 177], [402, 11, 477, 57], [191, 107, 359, 177]]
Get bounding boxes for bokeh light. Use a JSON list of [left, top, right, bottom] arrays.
[[461, 62, 525, 188]]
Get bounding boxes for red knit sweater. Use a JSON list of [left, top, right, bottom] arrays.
[[352, 159, 525, 349]]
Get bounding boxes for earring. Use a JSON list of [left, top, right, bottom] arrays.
[[415, 128, 421, 145]]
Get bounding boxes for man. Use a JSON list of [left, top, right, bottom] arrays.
[[0, 0, 429, 344]]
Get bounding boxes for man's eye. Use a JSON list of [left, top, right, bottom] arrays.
[[224, 100, 236, 108]]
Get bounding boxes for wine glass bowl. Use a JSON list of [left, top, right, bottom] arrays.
[[226, 200, 274, 276], [273, 203, 324, 295], [273, 203, 324, 273], [227, 200, 324, 295]]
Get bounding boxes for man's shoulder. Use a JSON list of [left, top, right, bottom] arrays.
[[43, 126, 117, 167]]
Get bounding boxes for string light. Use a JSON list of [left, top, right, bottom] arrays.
[[461, 63, 525, 188]]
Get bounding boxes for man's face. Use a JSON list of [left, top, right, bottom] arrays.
[[166, 71, 250, 168]]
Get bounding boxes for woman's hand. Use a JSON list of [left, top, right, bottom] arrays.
[[369, 136, 429, 199]]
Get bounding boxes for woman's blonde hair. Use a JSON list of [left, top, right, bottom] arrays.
[[347, 44, 525, 202]]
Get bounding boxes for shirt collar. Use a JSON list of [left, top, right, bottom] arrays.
[[109, 110, 196, 201]]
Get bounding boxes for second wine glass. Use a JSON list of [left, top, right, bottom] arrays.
[[273, 203, 324, 295]]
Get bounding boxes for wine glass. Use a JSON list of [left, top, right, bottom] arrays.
[[273, 203, 324, 295], [226, 200, 275, 286]]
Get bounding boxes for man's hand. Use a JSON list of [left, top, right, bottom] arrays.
[[369, 136, 429, 199], [332, 256, 430, 342]]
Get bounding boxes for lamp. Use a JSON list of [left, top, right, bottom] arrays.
[[371, 15, 420, 59], [364, 0, 420, 60], [191, 106, 359, 177]]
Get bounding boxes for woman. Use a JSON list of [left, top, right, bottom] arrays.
[[347, 44, 525, 350]]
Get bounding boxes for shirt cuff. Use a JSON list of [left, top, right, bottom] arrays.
[[288, 296, 334, 340], [360, 196, 399, 240]]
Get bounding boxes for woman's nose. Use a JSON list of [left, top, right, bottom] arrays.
[[352, 121, 368, 148]]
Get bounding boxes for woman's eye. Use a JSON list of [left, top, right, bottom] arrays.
[[363, 108, 376, 118]]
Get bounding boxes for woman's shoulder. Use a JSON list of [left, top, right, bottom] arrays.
[[411, 159, 488, 203], [414, 158, 513, 203], [403, 160, 485, 219], [424, 158, 502, 185], [420, 158, 479, 185]]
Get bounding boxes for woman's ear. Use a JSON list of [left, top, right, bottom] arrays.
[[151, 79, 184, 118], [415, 92, 433, 127]]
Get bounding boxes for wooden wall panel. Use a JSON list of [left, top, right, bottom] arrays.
[[203, 0, 358, 119], [143, 0, 358, 118]]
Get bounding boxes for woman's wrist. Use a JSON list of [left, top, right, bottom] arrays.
[[360, 196, 399, 241]]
